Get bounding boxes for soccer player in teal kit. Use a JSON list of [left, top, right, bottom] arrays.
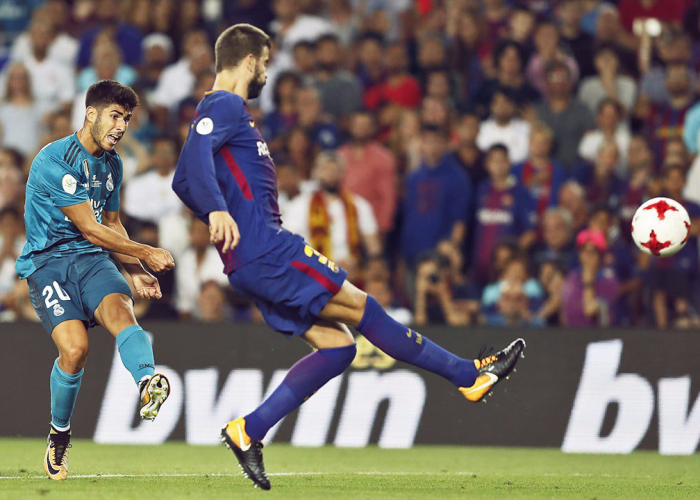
[[174, 25, 526, 490], [16, 80, 175, 480]]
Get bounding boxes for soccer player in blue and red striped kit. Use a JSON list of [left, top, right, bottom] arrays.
[[173, 24, 526, 491]]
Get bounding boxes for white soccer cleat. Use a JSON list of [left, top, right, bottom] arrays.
[[139, 373, 170, 420]]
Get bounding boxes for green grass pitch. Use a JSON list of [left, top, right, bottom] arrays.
[[1, 439, 698, 499]]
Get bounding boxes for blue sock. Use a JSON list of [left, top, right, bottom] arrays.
[[245, 344, 356, 441], [357, 296, 477, 388], [50, 358, 83, 430], [116, 325, 155, 385]]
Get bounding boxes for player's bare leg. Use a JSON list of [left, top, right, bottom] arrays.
[[44, 320, 89, 480], [94, 293, 169, 420], [222, 320, 355, 490], [320, 281, 526, 403]]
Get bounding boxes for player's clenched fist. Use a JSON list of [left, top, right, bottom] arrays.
[[143, 247, 175, 273], [209, 210, 240, 253]]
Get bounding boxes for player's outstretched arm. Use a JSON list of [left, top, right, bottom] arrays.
[[60, 201, 175, 273], [102, 209, 165, 299]]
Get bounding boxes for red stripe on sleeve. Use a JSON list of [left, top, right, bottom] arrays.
[[290, 261, 341, 295], [221, 146, 253, 200]]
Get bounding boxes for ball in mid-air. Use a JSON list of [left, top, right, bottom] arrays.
[[631, 197, 690, 257]]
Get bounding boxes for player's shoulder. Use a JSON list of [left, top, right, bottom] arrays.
[[200, 90, 245, 116], [32, 135, 82, 176]]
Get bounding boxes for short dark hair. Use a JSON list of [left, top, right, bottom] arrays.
[[215, 23, 271, 72], [487, 143, 509, 157], [493, 40, 526, 69], [85, 80, 139, 111], [316, 33, 340, 47]]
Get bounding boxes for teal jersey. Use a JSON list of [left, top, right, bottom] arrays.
[[16, 133, 123, 279]]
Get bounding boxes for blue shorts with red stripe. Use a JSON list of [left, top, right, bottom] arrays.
[[228, 233, 347, 337]]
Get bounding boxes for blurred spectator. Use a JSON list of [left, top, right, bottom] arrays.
[[311, 34, 362, 120], [416, 34, 448, 84], [0, 207, 24, 319], [352, 0, 410, 42], [389, 108, 421, 173], [512, 122, 566, 225], [574, 141, 626, 211], [450, 112, 487, 187], [0, 163, 22, 210], [175, 218, 228, 320], [472, 144, 536, 286], [292, 40, 316, 80], [471, 40, 540, 118], [285, 151, 381, 274], [557, 0, 595, 78], [483, 279, 545, 327], [276, 161, 301, 216], [223, 0, 275, 32], [413, 251, 467, 326], [151, 29, 213, 113], [506, 7, 535, 47], [594, 5, 638, 76], [5, 17, 75, 119], [76, 0, 143, 68], [447, 9, 485, 105], [364, 278, 412, 325], [588, 204, 640, 326], [134, 33, 174, 98], [326, 0, 359, 47], [10, 3, 77, 69], [620, 135, 654, 234], [123, 136, 183, 224], [354, 32, 384, 89], [364, 42, 421, 112], [641, 63, 696, 166], [198, 280, 228, 323], [0, 63, 41, 155], [526, 22, 579, 97], [558, 180, 589, 233], [285, 126, 316, 180], [561, 228, 619, 327], [77, 37, 136, 92], [339, 110, 397, 235], [399, 125, 471, 269], [295, 85, 340, 150], [578, 45, 637, 116], [579, 98, 631, 177], [269, 0, 332, 67], [476, 88, 531, 164], [531, 207, 577, 270], [639, 31, 696, 106], [535, 259, 566, 325], [536, 61, 595, 173], [265, 70, 300, 146], [647, 164, 700, 328], [482, 256, 544, 311]]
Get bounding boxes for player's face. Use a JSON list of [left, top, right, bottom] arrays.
[[248, 48, 269, 99], [91, 105, 132, 151]]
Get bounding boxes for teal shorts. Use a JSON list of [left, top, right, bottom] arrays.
[[27, 252, 133, 334]]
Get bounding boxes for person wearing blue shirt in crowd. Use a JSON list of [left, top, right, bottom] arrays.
[[399, 124, 472, 269]]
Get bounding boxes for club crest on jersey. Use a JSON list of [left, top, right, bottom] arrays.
[[83, 159, 89, 178], [106, 173, 114, 192]]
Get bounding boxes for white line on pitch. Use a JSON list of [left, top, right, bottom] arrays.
[[0, 471, 478, 480]]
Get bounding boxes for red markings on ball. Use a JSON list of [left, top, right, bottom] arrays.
[[641, 230, 672, 256], [644, 199, 678, 220], [682, 221, 691, 244]]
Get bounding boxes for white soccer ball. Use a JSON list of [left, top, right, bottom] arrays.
[[631, 197, 691, 257]]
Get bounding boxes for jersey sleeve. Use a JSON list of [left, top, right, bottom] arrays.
[[36, 155, 89, 208], [178, 94, 243, 215], [104, 155, 124, 212]]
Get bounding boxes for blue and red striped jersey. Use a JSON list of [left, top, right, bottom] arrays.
[[173, 90, 284, 273]]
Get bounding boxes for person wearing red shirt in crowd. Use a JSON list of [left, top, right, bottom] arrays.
[[618, 0, 687, 34], [363, 42, 421, 111], [339, 110, 398, 236], [511, 122, 566, 229]]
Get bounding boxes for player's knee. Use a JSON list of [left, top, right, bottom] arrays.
[[60, 343, 89, 371]]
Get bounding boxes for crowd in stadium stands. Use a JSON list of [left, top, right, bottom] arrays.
[[2, 0, 700, 329]]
